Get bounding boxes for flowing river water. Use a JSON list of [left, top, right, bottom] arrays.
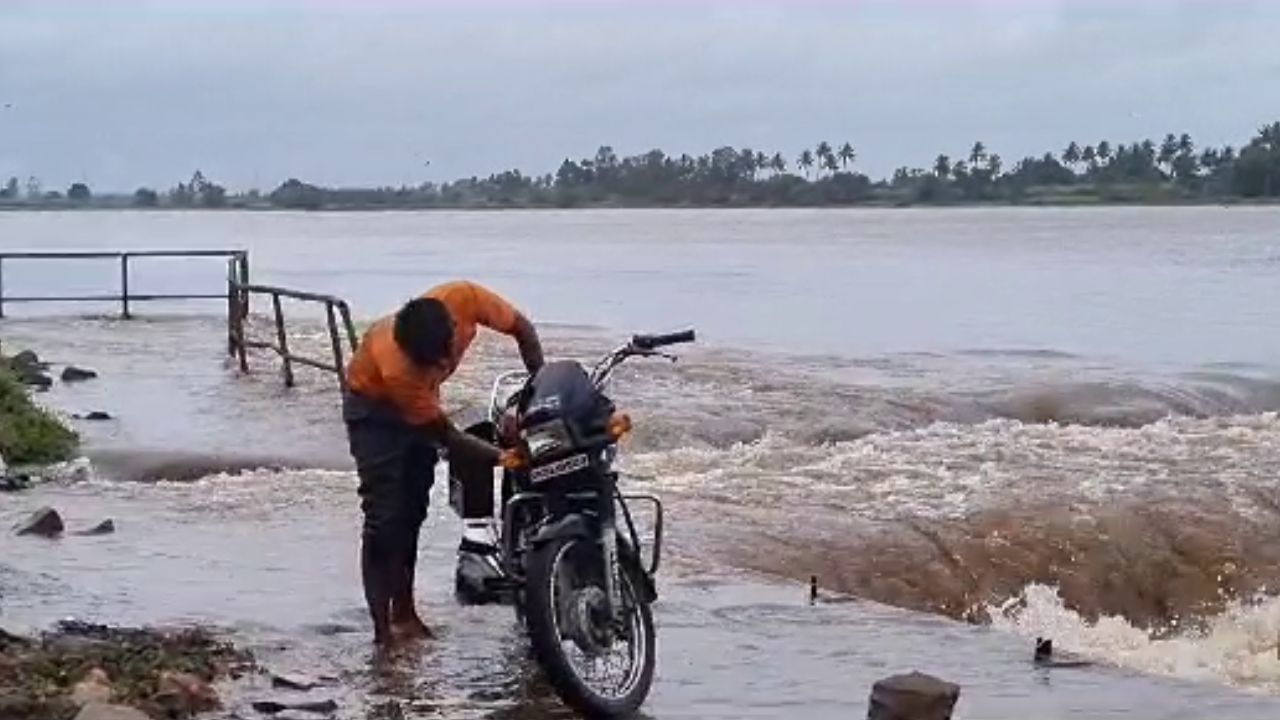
[[4, 207, 1280, 718]]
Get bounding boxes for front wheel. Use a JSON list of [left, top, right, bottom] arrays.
[[524, 536, 656, 718]]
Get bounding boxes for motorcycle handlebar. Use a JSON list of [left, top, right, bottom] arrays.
[[631, 329, 696, 350]]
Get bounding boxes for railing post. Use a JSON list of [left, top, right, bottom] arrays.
[[339, 302, 359, 351], [226, 259, 236, 357], [326, 301, 347, 390], [120, 253, 131, 319], [272, 292, 294, 387], [237, 252, 250, 320]]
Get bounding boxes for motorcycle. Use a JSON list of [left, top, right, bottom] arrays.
[[447, 329, 695, 718]]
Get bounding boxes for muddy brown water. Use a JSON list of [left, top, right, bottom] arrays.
[[5, 208, 1280, 716]]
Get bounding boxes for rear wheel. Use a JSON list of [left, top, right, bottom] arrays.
[[524, 536, 655, 718]]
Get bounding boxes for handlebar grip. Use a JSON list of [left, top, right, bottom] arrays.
[[632, 329, 696, 350]]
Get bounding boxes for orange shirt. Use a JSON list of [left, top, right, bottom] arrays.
[[347, 281, 522, 425]]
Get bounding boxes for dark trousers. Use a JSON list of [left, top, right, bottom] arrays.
[[343, 390, 439, 571]]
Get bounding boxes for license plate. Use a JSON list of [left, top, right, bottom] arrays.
[[530, 453, 589, 483]]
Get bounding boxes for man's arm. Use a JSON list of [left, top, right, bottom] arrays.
[[422, 416, 502, 466], [512, 313, 544, 375]]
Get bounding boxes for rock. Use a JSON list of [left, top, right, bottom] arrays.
[[271, 673, 322, 691], [71, 668, 114, 706], [61, 366, 99, 382], [73, 702, 151, 720], [75, 519, 116, 536], [252, 699, 339, 715], [867, 671, 959, 720], [15, 506, 64, 537], [155, 671, 221, 714], [0, 474, 32, 492], [75, 411, 113, 421], [1032, 637, 1094, 668], [16, 368, 53, 389], [10, 349, 45, 371]]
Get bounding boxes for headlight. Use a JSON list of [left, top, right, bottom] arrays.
[[522, 420, 571, 460]]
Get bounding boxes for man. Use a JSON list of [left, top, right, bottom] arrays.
[[344, 280, 543, 647]]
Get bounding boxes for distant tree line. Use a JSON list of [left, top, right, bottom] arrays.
[[3, 122, 1279, 210], [265, 122, 1280, 209]]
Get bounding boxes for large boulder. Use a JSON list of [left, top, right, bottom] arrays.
[[867, 671, 959, 720], [15, 506, 64, 537], [61, 366, 99, 382], [73, 703, 151, 720]]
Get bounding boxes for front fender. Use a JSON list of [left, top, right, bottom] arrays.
[[530, 514, 593, 547]]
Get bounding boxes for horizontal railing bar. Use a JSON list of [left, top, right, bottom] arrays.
[[0, 250, 245, 260], [1, 294, 228, 302], [235, 283, 350, 306]]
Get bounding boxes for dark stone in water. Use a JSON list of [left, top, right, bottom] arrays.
[[9, 350, 53, 388], [10, 350, 46, 371], [75, 519, 116, 536], [1033, 637, 1094, 668], [252, 699, 339, 715], [1, 474, 32, 492], [17, 369, 53, 389], [270, 673, 322, 691], [15, 507, 64, 537], [61, 366, 99, 382], [76, 411, 113, 421], [867, 671, 959, 720]]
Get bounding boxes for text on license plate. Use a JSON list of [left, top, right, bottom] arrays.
[[530, 453, 589, 483]]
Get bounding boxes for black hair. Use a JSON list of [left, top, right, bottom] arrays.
[[393, 297, 454, 367]]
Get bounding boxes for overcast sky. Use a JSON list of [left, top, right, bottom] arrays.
[[1, 0, 1278, 192]]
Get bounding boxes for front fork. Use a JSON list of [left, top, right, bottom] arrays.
[[599, 475, 624, 622]]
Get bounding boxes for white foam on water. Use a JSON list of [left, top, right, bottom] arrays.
[[989, 583, 1280, 693], [622, 413, 1280, 519]]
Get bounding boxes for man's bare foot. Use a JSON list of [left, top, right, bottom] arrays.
[[391, 616, 433, 640]]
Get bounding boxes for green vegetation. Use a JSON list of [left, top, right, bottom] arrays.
[[0, 369, 78, 465], [3, 122, 1279, 210]]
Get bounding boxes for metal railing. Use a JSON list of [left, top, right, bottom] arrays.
[[0, 249, 360, 390], [0, 249, 249, 320], [227, 273, 359, 390]]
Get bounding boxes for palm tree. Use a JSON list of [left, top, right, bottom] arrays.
[[798, 150, 815, 179], [838, 142, 856, 171], [1159, 133, 1178, 172], [755, 150, 769, 177], [1082, 145, 1097, 170], [969, 141, 987, 167], [741, 148, 758, 181], [934, 154, 952, 179], [822, 153, 840, 176], [815, 141, 835, 177], [1259, 122, 1280, 150], [987, 154, 1003, 177], [771, 152, 787, 175], [1097, 140, 1113, 165], [1200, 148, 1220, 172], [1062, 142, 1081, 169], [1178, 133, 1194, 156]]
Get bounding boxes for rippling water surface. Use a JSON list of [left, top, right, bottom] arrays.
[[4, 207, 1280, 717]]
